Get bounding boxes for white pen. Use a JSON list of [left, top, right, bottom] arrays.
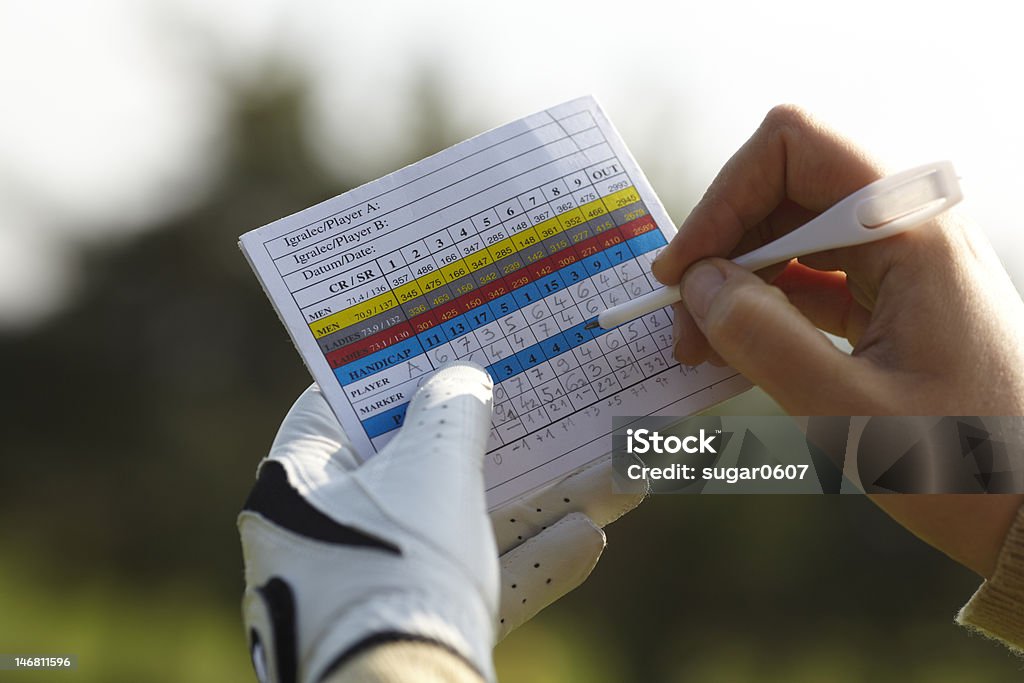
[[584, 161, 963, 331]]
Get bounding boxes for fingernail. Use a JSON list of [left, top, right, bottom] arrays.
[[671, 302, 682, 349], [681, 262, 725, 322], [667, 301, 684, 360], [650, 250, 664, 278]]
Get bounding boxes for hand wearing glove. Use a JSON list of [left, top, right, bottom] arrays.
[[239, 361, 645, 683], [239, 362, 498, 683]]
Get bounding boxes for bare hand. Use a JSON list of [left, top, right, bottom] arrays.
[[652, 105, 1024, 576]]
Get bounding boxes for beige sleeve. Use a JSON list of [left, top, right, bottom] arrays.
[[958, 505, 1024, 653], [320, 641, 485, 683]]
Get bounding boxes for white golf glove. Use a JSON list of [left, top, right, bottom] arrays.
[[239, 361, 645, 683]]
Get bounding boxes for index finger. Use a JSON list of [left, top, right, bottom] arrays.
[[651, 105, 885, 286]]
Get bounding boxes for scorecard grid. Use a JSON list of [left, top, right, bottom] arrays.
[[241, 97, 747, 507]]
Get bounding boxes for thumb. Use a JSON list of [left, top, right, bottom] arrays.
[[679, 259, 874, 414], [388, 360, 494, 465], [362, 361, 496, 559]]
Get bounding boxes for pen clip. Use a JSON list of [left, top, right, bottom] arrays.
[[732, 161, 962, 272], [854, 161, 962, 231]]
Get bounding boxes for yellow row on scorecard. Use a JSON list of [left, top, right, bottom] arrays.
[[309, 185, 641, 338]]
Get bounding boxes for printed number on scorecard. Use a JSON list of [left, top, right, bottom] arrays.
[[239, 95, 749, 508]]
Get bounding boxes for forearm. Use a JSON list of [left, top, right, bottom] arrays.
[[870, 494, 1024, 579], [321, 641, 485, 683]]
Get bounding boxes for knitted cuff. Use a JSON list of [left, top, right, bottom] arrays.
[[957, 505, 1024, 654]]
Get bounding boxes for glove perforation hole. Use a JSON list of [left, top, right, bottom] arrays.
[[563, 497, 571, 503], [533, 563, 540, 568], [511, 583, 517, 589], [500, 618, 505, 624], [521, 598, 527, 604], [509, 518, 516, 523], [535, 508, 542, 512], [517, 536, 522, 541], [546, 578, 552, 584]]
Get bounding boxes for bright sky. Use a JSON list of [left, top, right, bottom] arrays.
[[1, 0, 1021, 327]]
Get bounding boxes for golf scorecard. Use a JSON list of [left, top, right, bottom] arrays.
[[239, 96, 749, 508]]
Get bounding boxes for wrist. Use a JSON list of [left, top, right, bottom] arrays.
[[307, 589, 495, 683]]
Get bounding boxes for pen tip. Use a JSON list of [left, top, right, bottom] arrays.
[[583, 320, 599, 330]]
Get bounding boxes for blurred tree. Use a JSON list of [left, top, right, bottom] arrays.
[[0, 65, 459, 602], [0, 58, 475, 602]]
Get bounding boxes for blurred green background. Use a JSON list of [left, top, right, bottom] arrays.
[[2, 2, 1023, 681], [2, 72, 1021, 683]]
